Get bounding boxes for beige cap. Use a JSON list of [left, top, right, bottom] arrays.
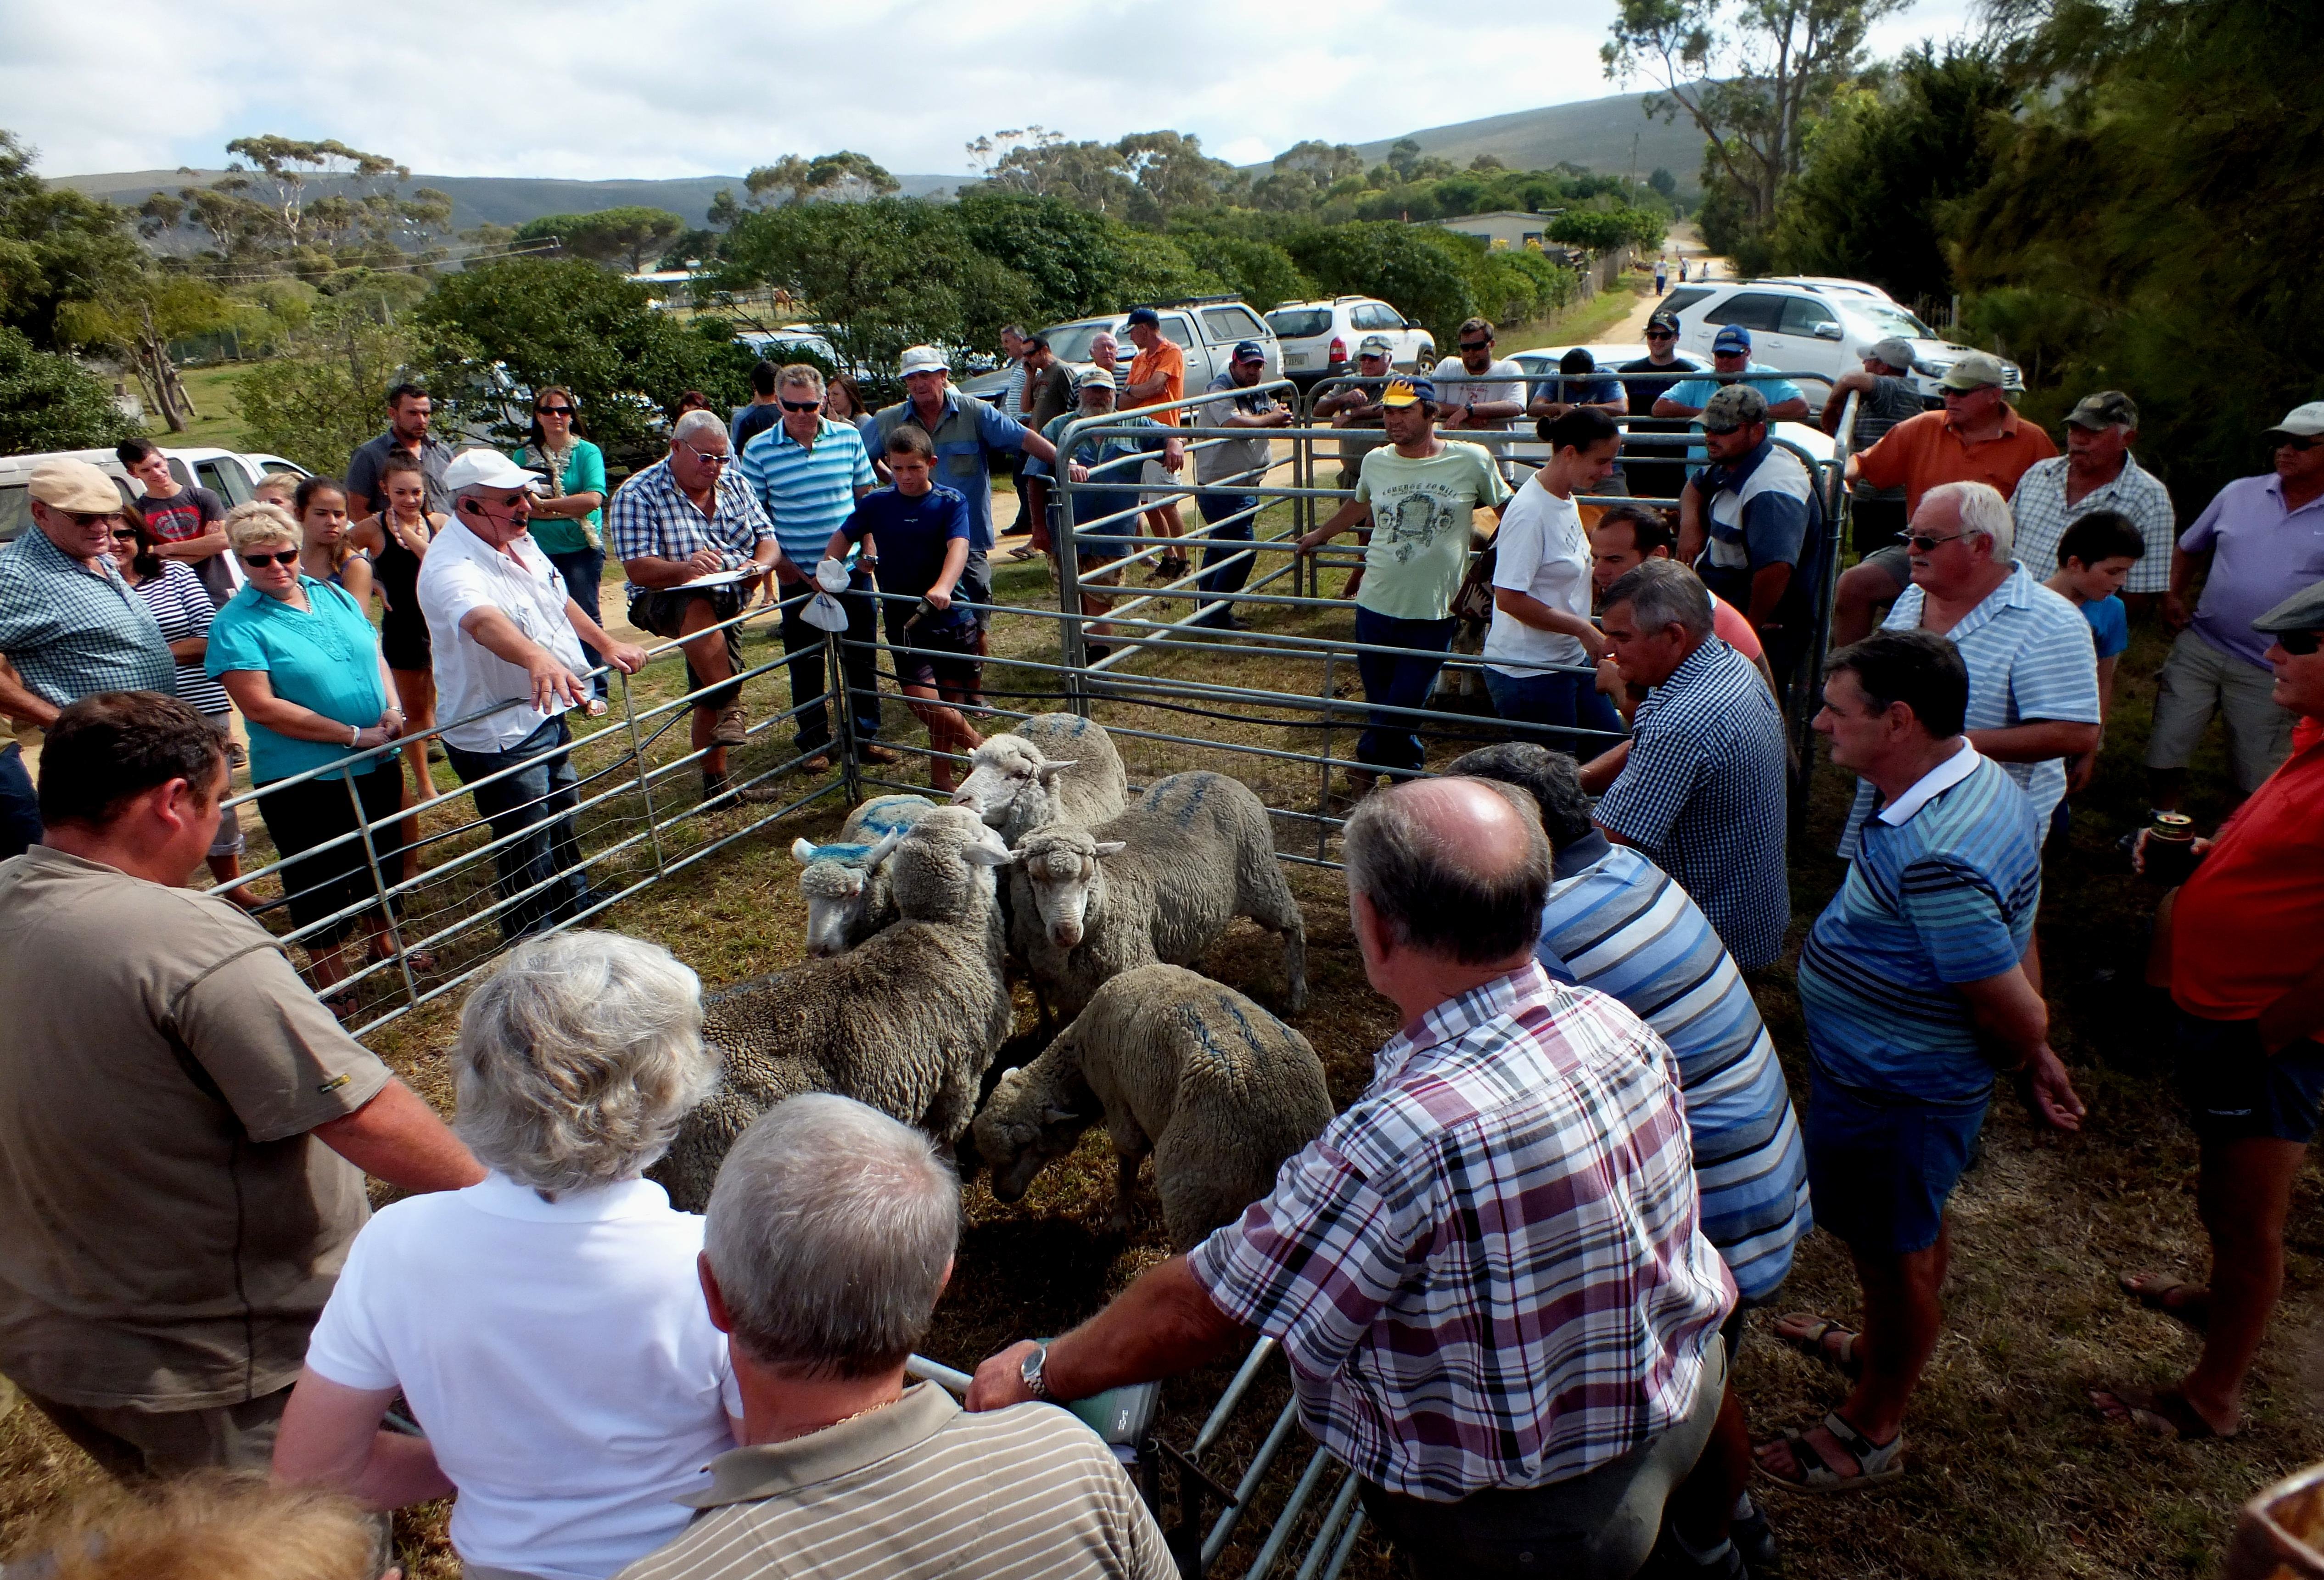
[[28, 459, 123, 513], [1938, 351, 2009, 392]]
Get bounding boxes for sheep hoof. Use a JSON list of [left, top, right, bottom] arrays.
[[1105, 1208, 1136, 1233]]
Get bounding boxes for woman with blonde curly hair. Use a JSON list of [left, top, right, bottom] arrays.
[[270, 931, 735, 1580], [11, 1471, 384, 1580]]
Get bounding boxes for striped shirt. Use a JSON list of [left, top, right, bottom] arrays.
[[1188, 964, 1733, 1499], [735, 415, 877, 567], [130, 560, 232, 716], [1594, 637, 1792, 971], [1802, 746, 2041, 1104], [1536, 834, 1810, 1302], [606, 458, 781, 599], [613, 1383, 1175, 1580], [1842, 562, 2099, 855], [2009, 453, 2176, 594], [0, 526, 177, 706]]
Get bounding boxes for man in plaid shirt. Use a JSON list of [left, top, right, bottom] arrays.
[[969, 777, 1733, 1578]]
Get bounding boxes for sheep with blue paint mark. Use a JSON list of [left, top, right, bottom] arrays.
[[790, 793, 937, 957], [972, 964, 1333, 1250], [1002, 770, 1307, 1023], [951, 712, 1128, 845]]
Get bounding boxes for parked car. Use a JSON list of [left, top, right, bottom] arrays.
[[1264, 296, 1434, 388], [958, 297, 1281, 407], [1651, 278, 2021, 411], [1496, 342, 1836, 478], [0, 445, 312, 544]]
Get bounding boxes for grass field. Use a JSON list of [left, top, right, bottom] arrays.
[[146, 362, 256, 452], [1, 507, 2314, 1579]]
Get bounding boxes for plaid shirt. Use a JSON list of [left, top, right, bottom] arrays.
[[2009, 453, 2176, 594], [606, 459, 779, 600], [0, 525, 177, 706], [1188, 964, 1733, 1499]]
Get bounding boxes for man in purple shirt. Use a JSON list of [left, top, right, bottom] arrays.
[[2149, 403, 2324, 809]]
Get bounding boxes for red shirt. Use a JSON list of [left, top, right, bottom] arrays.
[[2172, 734, 2324, 1019]]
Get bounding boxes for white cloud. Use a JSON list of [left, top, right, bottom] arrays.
[[2, 0, 1980, 180]]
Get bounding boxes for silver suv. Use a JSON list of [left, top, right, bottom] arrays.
[[1264, 296, 1434, 388], [958, 297, 1280, 404], [1654, 278, 2022, 411]]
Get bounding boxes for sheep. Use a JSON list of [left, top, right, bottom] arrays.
[[972, 964, 1334, 1251], [652, 806, 1016, 1211], [1004, 770, 1307, 1023], [951, 712, 1127, 845], [790, 793, 937, 957]]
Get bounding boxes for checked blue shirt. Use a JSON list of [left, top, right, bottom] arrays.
[[0, 526, 176, 706], [606, 458, 780, 608]]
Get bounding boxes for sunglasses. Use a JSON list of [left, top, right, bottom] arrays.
[[1906, 531, 1967, 553], [780, 398, 822, 413], [64, 509, 125, 528], [681, 443, 733, 468], [1645, 329, 1676, 339], [2277, 628, 2323, 656], [2277, 436, 2322, 453], [240, 549, 301, 567], [109, 526, 140, 541], [1701, 423, 1742, 437], [1458, 340, 1492, 353], [536, 406, 575, 418]]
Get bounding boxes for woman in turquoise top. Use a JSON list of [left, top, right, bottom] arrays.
[[207, 502, 421, 1013], [516, 387, 611, 701]]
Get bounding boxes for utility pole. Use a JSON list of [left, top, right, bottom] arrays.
[[1627, 133, 1640, 200]]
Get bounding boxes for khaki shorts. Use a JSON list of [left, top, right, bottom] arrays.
[[1139, 456, 1183, 507], [2145, 628, 2294, 792]]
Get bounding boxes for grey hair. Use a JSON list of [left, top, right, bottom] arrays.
[[1603, 556, 1715, 638], [452, 932, 717, 1196], [703, 1094, 958, 1380], [1445, 743, 1596, 848], [1922, 480, 2015, 557], [1343, 777, 1551, 965], [223, 500, 299, 554], [671, 409, 728, 448], [776, 362, 826, 395]]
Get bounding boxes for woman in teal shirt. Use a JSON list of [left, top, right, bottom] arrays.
[[207, 500, 417, 1012], [516, 386, 611, 701]]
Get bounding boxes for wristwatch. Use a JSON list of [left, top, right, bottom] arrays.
[[1019, 1343, 1051, 1400]]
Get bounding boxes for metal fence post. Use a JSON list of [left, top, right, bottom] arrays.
[[616, 667, 670, 877], [829, 625, 863, 806], [1315, 650, 1337, 863], [346, 761, 420, 1012], [1053, 432, 1092, 717]]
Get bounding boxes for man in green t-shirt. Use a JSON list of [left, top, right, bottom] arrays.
[[1299, 374, 1511, 781]]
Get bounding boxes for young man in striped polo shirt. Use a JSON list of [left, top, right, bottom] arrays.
[[1763, 629, 2084, 1492]]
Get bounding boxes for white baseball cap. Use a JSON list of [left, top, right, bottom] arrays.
[[899, 345, 949, 376], [442, 448, 542, 493], [2263, 401, 2324, 441]]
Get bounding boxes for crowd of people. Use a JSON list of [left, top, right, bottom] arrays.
[[1, 316, 2321, 1580]]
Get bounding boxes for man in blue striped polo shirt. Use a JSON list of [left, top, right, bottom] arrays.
[[736, 364, 893, 773], [1760, 629, 2084, 1495]]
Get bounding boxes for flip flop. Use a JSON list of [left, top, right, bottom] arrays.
[[2118, 1272, 2210, 1333], [1772, 1313, 1865, 1379], [2090, 1386, 2234, 1441], [1758, 1412, 1905, 1493]]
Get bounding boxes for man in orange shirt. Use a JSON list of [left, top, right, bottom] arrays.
[[1123, 307, 1191, 583], [2096, 581, 2324, 1443], [1831, 353, 2058, 644]]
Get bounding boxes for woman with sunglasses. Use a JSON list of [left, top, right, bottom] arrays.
[[349, 452, 448, 881], [295, 476, 373, 603], [515, 387, 610, 702], [207, 502, 420, 1016], [107, 513, 261, 909]]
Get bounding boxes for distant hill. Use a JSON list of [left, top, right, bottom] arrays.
[[1340, 89, 1706, 190]]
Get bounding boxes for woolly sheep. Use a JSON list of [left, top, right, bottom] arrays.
[[1005, 771, 1307, 1022], [790, 793, 938, 957], [972, 964, 1333, 1251], [651, 806, 1015, 1210], [951, 712, 1127, 845]]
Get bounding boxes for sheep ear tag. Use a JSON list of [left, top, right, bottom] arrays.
[[800, 590, 851, 632]]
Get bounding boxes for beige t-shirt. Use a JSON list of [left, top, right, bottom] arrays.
[[0, 846, 389, 1409]]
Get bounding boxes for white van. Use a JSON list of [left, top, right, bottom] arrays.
[[0, 446, 311, 544]]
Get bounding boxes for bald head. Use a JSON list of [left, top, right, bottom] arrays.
[[1343, 777, 1551, 965]]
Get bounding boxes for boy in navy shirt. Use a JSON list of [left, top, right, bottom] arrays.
[[829, 427, 983, 792], [2044, 509, 2145, 816]]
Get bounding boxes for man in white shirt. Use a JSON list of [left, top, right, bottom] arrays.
[[1483, 407, 1626, 747], [1433, 317, 1527, 478], [417, 449, 647, 942]]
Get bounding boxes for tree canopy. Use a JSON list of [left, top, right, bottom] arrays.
[[513, 207, 686, 272]]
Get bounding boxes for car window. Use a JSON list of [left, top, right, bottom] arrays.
[[1657, 287, 1712, 319], [1201, 306, 1265, 341], [196, 459, 252, 505], [1266, 308, 1333, 340], [1704, 292, 1787, 332], [1044, 323, 1111, 363], [1778, 297, 1841, 336], [1346, 303, 1387, 331], [0, 484, 28, 544], [1847, 301, 1936, 340], [1161, 314, 1196, 349]]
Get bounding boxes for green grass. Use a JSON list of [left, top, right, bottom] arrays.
[[146, 362, 255, 452], [1501, 268, 1658, 354]]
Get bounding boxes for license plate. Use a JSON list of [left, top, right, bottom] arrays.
[[1284, 352, 1310, 368]]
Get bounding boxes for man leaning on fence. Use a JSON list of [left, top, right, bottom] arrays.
[[418, 448, 646, 944], [967, 777, 1734, 1580], [0, 692, 481, 1479], [1190, 339, 1292, 630]]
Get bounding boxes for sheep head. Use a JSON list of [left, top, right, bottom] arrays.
[[972, 1065, 1096, 1203], [1009, 825, 1127, 951], [951, 735, 1077, 830], [886, 807, 1016, 922], [791, 829, 899, 957]]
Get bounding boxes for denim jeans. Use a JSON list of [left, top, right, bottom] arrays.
[[444, 714, 588, 943], [775, 567, 883, 756], [1193, 487, 1258, 627], [1353, 605, 1457, 775], [0, 742, 39, 860], [544, 546, 609, 700], [1482, 667, 1625, 751]]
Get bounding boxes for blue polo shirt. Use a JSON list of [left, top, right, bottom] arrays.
[[735, 416, 877, 568], [869, 390, 1030, 552], [1692, 437, 1822, 634], [206, 577, 388, 784], [841, 484, 971, 607]]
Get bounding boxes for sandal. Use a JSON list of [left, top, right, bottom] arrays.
[[1758, 1411, 1905, 1493], [1772, 1313, 1865, 1379], [2090, 1385, 2234, 1441], [2118, 1272, 2210, 1333]]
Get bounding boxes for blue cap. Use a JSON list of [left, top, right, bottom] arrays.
[[1712, 325, 1752, 355], [1124, 306, 1161, 328], [1232, 340, 1266, 364], [1380, 374, 1435, 409]]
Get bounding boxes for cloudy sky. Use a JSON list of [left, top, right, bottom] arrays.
[[9, 0, 1976, 180]]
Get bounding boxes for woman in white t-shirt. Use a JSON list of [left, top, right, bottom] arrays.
[[272, 932, 736, 1580], [1482, 408, 1628, 744]]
